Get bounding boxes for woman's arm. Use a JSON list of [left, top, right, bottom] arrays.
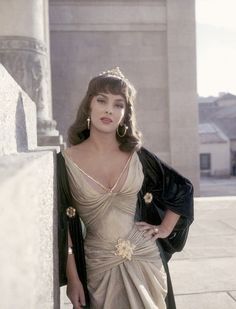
[[158, 209, 180, 236], [66, 230, 80, 281], [66, 229, 86, 309], [136, 209, 180, 240]]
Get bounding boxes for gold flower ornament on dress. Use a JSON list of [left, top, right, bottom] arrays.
[[143, 192, 153, 204], [66, 207, 76, 218], [114, 239, 136, 261]]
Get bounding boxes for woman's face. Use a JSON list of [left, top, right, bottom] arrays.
[[89, 92, 126, 135]]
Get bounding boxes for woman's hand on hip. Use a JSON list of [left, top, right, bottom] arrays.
[[135, 221, 171, 241]]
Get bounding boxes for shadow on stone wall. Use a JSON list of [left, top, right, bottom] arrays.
[[15, 92, 28, 152]]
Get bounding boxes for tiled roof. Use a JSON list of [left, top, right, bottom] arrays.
[[198, 94, 236, 139], [216, 93, 236, 101], [198, 96, 217, 104], [199, 123, 229, 144]]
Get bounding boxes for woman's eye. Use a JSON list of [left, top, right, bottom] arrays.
[[97, 98, 105, 103], [116, 104, 124, 108]]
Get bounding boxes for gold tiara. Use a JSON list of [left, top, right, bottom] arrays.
[[99, 66, 126, 80]]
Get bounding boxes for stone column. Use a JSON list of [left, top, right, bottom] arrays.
[[166, 0, 200, 193], [0, 0, 63, 147]]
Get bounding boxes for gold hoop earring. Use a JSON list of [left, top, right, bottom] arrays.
[[117, 123, 128, 137], [87, 116, 91, 130]]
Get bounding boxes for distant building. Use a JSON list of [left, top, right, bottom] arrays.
[[199, 123, 230, 176], [198, 93, 236, 176]]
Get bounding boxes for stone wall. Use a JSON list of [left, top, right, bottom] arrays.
[[0, 64, 37, 155], [0, 64, 59, 309]]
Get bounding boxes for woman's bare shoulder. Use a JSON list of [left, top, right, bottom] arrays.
[[64, 142, 89, 160]]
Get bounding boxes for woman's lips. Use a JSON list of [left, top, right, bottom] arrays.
[[100, 117, 113, 124]]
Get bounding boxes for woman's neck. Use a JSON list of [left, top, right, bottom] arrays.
[[86, 130, 120, 154]]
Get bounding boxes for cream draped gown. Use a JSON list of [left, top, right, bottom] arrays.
[[62, 150, 167, 309]]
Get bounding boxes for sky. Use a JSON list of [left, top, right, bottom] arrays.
[[196, 0, 236, 97]]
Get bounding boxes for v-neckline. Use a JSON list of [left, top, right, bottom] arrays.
[[62, 150, 135, 194]]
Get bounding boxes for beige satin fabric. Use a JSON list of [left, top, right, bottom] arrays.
[[62, 150, 167, 309]]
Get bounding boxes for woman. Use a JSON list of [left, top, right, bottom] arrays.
[[57, 67, 194, 309]]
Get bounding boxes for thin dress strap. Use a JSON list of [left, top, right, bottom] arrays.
[[63, 150, 134, 193]]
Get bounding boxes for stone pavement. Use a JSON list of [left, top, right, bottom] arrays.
[[199, 176, 236, 197], [61, 177, 236, 309], [169, 177, 236, 309]]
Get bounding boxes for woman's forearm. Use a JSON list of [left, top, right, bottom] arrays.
[[66, 254, 80, 282], [66, 230, 86, 307], [160, 209, 180, 234], [136, 209, 181, 240], [66, 229, 80, 282]]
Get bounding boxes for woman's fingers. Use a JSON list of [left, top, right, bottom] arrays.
[[136, 222, 151, 230], [73, 300, 86, 309], [136, 222, 161, 241], [135, 221, 147, 226], [72, 302, 81, 309], [73, 302, 85, 309], [67, 278, 86, 308], [79, 288, 86, 307], [138, 225, 152, 231], [153, 234, 160, 240], [137, 224, 159, 238], [73, 290, 85, 308], [136, 222, 155, 231], [143, 227, 156, 239]]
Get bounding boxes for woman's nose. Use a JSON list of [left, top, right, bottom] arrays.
[[105, 108, 112, 115]]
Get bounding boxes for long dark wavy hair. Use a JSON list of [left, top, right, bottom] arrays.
[[67, 71, 142, 152]]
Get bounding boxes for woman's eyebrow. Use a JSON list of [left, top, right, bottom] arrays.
[[97, 93, 125, 102], [97, 93, 107, 98], [115, 99, 125, 103]]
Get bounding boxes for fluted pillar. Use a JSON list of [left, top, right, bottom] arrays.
[[0, 0, 63, 147]]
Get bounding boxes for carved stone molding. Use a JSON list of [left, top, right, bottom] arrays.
[[0, 36, 47, 54], [37, 118, 57, 135], [0, 36, 49, 114], [0, 36, 62, 140]]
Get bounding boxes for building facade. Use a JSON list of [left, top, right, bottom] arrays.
[[199, 93, 236, 176], [199, 123, 231, 176]]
